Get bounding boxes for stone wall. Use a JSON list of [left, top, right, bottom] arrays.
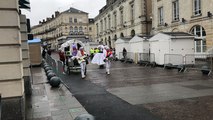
[[0, 0, 25, 119]]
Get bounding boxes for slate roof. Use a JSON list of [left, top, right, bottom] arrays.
[[162, 32, 194, 36], [63, 7, 88, 14], [120, 37, 132, 41], [138, 35, 153, 39]]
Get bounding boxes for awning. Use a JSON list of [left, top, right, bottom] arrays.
[[28, 39, 41, 44], [19, 0, 30, 10]]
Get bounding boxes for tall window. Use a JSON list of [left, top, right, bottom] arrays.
[[190, 25, 206, 53], [100, 20, 103, 32], [74, 18, 77, 23], [120, 10, 124, 25], [69, 17, 72, 23], [104, 18, 107, 31], [130, 4, 135, 24], [79, 26, 83, 32], [108, 15, 111, 29], [89, 27, 92, 31], [193, 0, 201, 16], [158, 7, 164, 25], [114, 12, 117, 29], [172, 0, 179, 21], [74, 26, 78, 33], [96, 23, 99, 35], [70, 26, 73, 32]]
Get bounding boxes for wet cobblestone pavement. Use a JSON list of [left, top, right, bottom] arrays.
[[51, 53, 213, 120], [143, 95, 213, 120]]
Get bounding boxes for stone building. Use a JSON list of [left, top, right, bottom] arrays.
[[94, 0, 152, 48], [0, 0, 31, 119], [31, 7, 95, 50], [152, 0, 213, 54]]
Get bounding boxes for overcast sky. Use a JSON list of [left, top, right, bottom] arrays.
[[22, 0, 106, 26]]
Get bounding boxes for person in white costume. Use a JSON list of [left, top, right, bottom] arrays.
[[75, 47, 87, 79], [91, 45, 105, 65]]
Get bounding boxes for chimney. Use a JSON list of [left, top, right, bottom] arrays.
[[46, 17, 51, 22], [43, 19, 45, 23], [55, 11, 60, 17], [52, 14, 54, 18], [39, 21, 42, 24]]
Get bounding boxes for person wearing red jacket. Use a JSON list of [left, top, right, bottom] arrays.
[[58, 49, 65, 65]]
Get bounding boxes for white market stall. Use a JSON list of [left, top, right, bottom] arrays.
[[129, 35, 150, 62], [28, 39, 42, 66], [129, 35, 149, 53], [114, 37, 131, 59], [149, 32, 195, 65]]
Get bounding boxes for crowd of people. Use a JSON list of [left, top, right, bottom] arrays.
[[43, 42, 117, 79]]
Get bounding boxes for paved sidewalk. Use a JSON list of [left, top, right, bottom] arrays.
[[26, 67, 88, 120]]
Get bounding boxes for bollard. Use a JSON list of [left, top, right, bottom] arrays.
[[46, 70, 54, 75], [74, 114, 95, 120], [45, 67, 52, 72], [47, 72, 56, 81], [43, 64, 50, 69], [49, 77, 61, 87]]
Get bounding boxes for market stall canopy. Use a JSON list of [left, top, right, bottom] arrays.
[[60, 39, 85, 51], [19, 0, 30, 10], [28, 38, 41, 44]]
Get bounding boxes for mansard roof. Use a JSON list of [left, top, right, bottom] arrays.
[[63, 7, 88, 14]]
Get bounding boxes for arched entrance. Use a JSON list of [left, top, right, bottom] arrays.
[[190, 25, 206, 53], [120, 33, 124, 38], [131, 29, 135, 37], [114, 35, 117, 41]]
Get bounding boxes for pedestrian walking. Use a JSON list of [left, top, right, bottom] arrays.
[[47, 47, 52, 56], [90, 48, 94, 60], [42, 48, 47, 59], [58, 49, 65, 65], [123, 47, 127, 59]]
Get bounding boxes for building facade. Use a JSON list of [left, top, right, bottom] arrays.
[[152, 0, 213, 54], [94, 0, 152, 48], [0, 0, 31, 119], [31, 7, 95, 50]]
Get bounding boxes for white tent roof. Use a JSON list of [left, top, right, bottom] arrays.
[[129, 35, 147, 43], [60, 39, 85, 51], [115, 38, 131, 44], [149, 32, 195, 42]]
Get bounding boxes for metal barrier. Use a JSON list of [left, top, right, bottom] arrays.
[[46, 54, 51, 65], [57, 61, 65, 78], [184, 54, 213, 74], [138, 53, 155, 66], [51, 58, 57, 74], [164, 54, 184, 68]]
